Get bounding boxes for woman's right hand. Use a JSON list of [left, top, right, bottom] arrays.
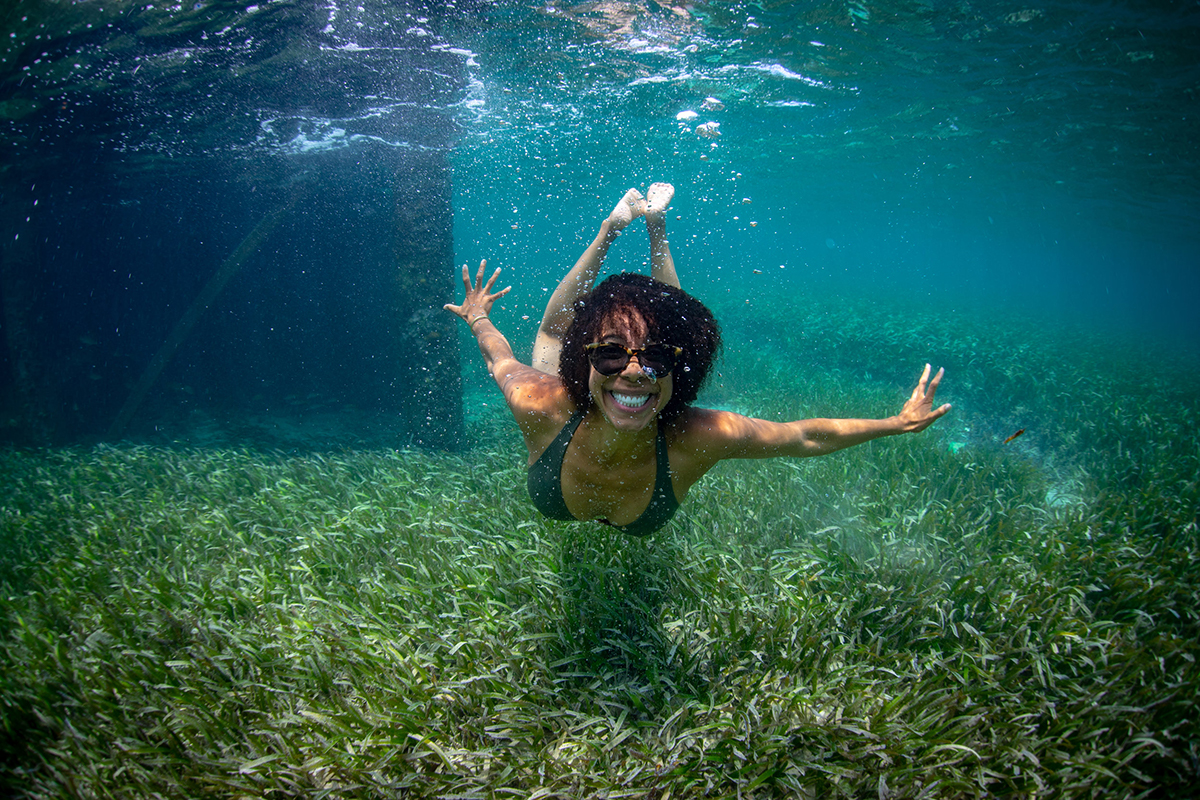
[[444, 259, 511, 325]]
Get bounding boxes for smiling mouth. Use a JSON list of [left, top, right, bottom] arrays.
[[610, 391, 652, 410]]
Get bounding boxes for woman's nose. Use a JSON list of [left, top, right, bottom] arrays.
[[621, 354, 653, 379]]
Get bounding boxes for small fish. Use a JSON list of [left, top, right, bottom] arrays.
[[1003, 428, 1026, 445]]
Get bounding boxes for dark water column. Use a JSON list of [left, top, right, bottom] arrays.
[[0, 181, 51, 445], [392, 151, 462, 450]]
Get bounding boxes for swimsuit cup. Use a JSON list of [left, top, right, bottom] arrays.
[[527, 409, 680, 537]]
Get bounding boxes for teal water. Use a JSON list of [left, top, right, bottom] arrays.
[[1, 0, 1197, 443], [447, 1, 1200, 346]]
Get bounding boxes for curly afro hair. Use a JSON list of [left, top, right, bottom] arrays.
[[559, 273, 721, 423]]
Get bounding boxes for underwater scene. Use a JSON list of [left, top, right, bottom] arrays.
[[1, 0, 1198, 796]]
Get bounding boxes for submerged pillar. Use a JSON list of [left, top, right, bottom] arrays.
[[0, 180, 51, 445], [391, 151, 462, 450], [0, 1, 472, 449]]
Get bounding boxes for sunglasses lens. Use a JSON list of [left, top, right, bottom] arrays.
[[588, 344, 629, 375], [640, 345, 678, 375], [587, 344, 680, 376]]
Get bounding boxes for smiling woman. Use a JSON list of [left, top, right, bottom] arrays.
[[445, 184, 952, 536], [561, 273, 719, 425]]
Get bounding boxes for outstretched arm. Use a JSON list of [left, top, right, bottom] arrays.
[[531, 188, 646, 374], [444, 259, 516, 376], [445, 261, 566, 442], [644, 182, 680, 289], [751, 364, 949, 456], [673, 365, 952, 486]]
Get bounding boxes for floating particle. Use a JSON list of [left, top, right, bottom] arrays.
[[1004, 9, 1042, 24], [1003, 428, 1026, 444]]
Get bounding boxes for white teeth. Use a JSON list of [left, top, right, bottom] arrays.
[[611, 392, 650, 408]]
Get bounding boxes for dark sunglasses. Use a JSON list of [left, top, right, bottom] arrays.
[[585, 342, 683, 377]]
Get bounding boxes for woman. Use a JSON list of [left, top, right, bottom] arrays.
[[445, 184, 951, 536]]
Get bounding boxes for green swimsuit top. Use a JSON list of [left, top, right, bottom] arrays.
[[527, 409, 680, 537]]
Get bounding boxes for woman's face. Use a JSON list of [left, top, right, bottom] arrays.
[[587, 310, 673, 433]]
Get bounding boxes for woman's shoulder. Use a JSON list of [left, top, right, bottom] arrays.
[[502, 368, 573, 417], [668, 405, 752, 437], [664, 406, 746, 456], [502, 373, 578, 447], [662, 406, 750, 492], [666, 405, 774, 458]]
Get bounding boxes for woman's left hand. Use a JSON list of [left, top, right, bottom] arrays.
[[444, 259, 511, 324], [896, 363, 952, 433]]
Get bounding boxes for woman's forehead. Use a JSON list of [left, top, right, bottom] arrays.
[[596, 307, 651, 340]]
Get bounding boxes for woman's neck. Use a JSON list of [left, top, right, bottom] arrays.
[[577, 408, 657, 467]]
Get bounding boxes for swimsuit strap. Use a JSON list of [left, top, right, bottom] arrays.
[[607, 420, 679, 537], [527, 409, 586, 521]]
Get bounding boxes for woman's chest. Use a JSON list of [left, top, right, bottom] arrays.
[[558, 445, 659, 526]]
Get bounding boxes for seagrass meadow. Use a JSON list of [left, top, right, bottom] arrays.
[[1, 292, 1198, 799]]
